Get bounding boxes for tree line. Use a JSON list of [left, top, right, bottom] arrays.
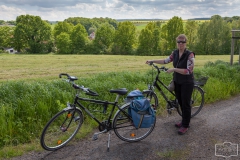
[[0, 14, 240, 55]]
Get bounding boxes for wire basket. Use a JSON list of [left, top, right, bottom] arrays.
[[194, 76, 208, 86]]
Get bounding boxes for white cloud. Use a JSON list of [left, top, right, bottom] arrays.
[[0, 0, 239, 21]]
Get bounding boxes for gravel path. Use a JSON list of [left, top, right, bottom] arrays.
[[11, 94, 240, 160]]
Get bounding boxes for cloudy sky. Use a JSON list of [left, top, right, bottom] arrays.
[[0, 0, 239, 21]]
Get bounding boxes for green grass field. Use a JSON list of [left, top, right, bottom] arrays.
[[0, 54, 238, 82], [1, 53, 240, 158]]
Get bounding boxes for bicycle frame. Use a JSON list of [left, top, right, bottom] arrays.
[[146, 64, 177, 108], [67, 90, 132, 131]]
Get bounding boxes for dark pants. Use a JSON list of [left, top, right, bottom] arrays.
[[174, 82, 194, 128]]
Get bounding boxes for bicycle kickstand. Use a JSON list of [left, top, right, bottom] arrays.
[[107, 130, 111, 152], [92, 129, 111, 152]]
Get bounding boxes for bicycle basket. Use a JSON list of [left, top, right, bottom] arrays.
[[194, 77, 208, 86]]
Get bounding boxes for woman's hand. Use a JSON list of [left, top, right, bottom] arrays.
[[167, 68, 175, 73], [146, 60, 152, 64]]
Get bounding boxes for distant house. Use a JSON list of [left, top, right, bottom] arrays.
[[89, 32, 95, 40], [4, 47, 17, 54]]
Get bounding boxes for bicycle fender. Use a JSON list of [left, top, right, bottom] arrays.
[[194, 85, 205, 94], [63, 103, 83, 114], [142, 90, 154, 94]]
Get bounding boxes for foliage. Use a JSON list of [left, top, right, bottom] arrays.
[[0, 20, 4, 25], [137, 27, 153, 55], [137, 22, 161, 56], [112, 21, 137, 55], [195, 22, 210, 54], [56, 33, 72, 54], [1, 15, 240, 55], [53, 21, 74, 38], [165, 16, 184, 50], [0, 26, 14, 48], [64, 17, 96, 34], [185, 21, 198, 50], [194, 15, 232, 55], [207, 15, 231, 55], [70, 23, 89, 54], [64, 17, 118, 32], [93, 23, 115, 54], [13, 15, 52, 53]]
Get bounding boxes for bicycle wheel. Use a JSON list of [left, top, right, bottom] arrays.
[[113, 103, 156, 142], [40, 108, 83, 151], [177, 85, 204, 118], [142, 91, 159, 111]]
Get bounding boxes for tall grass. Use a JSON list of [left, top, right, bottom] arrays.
[[0, 80, 71, 147], [1, 60, 240, 158], [0, 71, 153, 149]]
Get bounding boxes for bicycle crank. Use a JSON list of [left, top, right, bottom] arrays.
[[98, 121, 111, 132]]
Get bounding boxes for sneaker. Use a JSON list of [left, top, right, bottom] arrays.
[[175, 122, 182, 128], [178, 127, 188, 135]]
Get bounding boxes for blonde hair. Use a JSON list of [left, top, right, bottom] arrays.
[[176, 34, 188, 42]]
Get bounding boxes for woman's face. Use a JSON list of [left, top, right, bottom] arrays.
[[176, 38, 186, 50]]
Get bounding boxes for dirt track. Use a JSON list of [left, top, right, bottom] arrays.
[[11, 95, 240, 160]]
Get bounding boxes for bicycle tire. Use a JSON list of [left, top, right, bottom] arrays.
[[40, 108, 83, 151], [112, 103, 156, 142], [142, 91, 159, 111], [177, 85, 204, 118]]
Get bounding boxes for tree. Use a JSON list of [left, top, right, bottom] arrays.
[[165, 16, 184, 50], [70, 24, 88, 54], [93, 23, 115, 54], [195, 22, 209, 54], [13, 14, 52, 53], [185, 21, 198, 50], [207, 15, 231, 54], [64, 17, 95, 33], [159, 24, 170, 55], [0, 26, 14, 49], [152, 28, 161, 55], [231, 20, 240, 54], [53, 21, 73, 38], [137, 22, 161, 55], [0, 20, 5, 25], [137, 28, 153, 55], [112, 21, 136, 55], [56, 33, 72, 54]]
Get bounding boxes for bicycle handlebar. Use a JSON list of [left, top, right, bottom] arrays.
[[148, 62, 168, 72], [59, 73, 99, 96]]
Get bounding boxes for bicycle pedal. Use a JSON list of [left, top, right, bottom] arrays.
[[92, 134, 98, 141]]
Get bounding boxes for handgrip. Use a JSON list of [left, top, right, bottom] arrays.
[[59, 73, 70, 78], [86, 89, 99, 96]]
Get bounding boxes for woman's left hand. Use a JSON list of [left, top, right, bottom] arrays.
[[167, 68, 175, 73]]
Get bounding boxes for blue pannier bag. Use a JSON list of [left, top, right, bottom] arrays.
[[127, 90, 155, 128]]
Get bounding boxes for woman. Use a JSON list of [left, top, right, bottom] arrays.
[[146, 34, 195, 135]]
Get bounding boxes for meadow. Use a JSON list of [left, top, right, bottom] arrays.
[[0, 54, 234, 81], [1, 53, 240, 158]]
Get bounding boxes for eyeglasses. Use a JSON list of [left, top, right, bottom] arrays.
[[177, 41, 186, 44]]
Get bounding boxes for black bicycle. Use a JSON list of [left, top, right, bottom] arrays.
[[143, 63, 207, 118], [40, 73, 156, 151]]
